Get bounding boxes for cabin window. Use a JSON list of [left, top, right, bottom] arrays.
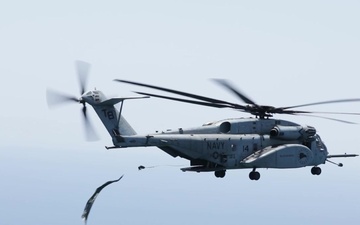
[[220, 121, 231, 133], [253, 143, 258, 151]]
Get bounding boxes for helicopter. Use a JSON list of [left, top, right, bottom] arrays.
[[47, 61, 359, 180]]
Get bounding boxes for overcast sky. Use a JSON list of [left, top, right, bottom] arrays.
[[1, 1, 360, 225]]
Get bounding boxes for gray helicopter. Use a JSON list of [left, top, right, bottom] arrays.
[[47, 61, 359, 180]]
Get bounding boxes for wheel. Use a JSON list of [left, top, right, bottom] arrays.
[[249, 171, 260, 180], [311, 166, 321, 175], [311, 167, 316, 175], [214, 170, 226, 178], [249, 171, 255, 180], [254, 171, 260, 180]]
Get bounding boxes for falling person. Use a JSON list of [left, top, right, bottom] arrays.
[[81, 175, 124, 224]]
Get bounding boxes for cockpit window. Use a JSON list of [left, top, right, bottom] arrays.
[[202, 122, 214, 126], [315, 135, 325, 151]]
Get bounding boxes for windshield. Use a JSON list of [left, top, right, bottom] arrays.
[[315, 134, 326, 151]]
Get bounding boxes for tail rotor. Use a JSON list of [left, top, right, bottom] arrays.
[[46, 61, 99, 141]]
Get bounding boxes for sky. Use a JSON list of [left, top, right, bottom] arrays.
[[1, 0, 360, 224]]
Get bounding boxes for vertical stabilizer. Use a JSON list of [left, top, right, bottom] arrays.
[[90, 96, 148, 140]]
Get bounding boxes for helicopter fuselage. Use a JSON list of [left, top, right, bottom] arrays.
[[111, 118, 328, 175]]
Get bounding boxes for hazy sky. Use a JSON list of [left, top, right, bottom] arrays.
[[1, 1, 360, 225]]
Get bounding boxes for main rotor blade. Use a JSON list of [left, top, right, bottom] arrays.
[[212, 79, 256, 105], [298, 111, 360, 116], [114, 79, 244, 109], [134, 91, 237, 109], [281, 98, 360, 110], [46, 88, 79, 108], [274, 108, 360, 116], [81, 105, 99, 141], [76, 60, 91, 95], [295, 114, 357, 124]]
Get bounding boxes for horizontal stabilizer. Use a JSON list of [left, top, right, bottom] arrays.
[[99, 96, 149, 106]]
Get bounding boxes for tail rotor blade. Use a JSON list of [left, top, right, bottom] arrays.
[[81, 105, 99, 141], [76, 60, 91, 95], [82, 103, 87, 118], [46, 88, 79, 108]]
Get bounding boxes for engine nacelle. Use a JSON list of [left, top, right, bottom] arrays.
[[270, 125, 316, 141]]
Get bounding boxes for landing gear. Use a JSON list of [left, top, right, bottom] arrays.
[[214, 170, 226, 178], [249, 168, 260, 181], [311, 166, 321, 175]]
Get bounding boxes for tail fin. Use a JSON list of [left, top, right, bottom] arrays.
[[90, 96, 148, 141]]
